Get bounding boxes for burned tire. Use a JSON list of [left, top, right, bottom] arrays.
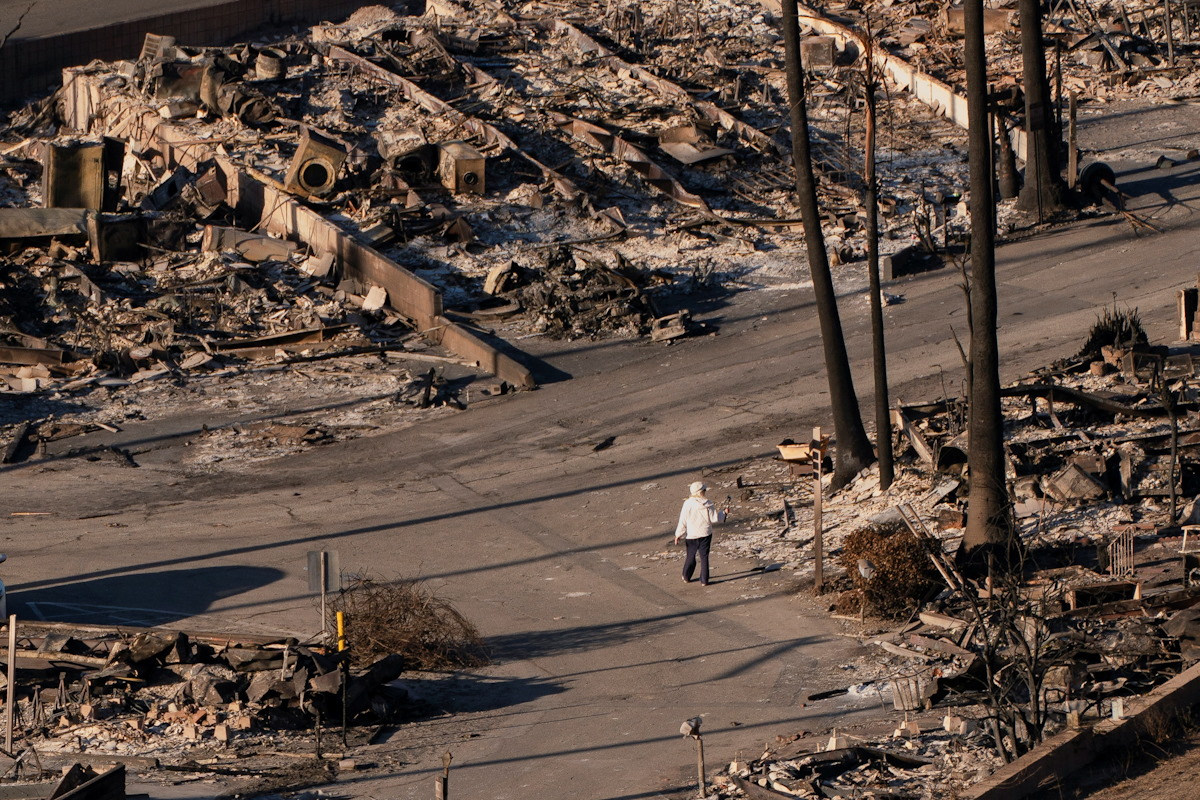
[[1079, 161, 1116, 202]]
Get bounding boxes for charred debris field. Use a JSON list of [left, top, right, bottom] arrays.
[[1, 0, 984, 458], [3, 0, 1198, 448], [3, 0, 1200, 799]]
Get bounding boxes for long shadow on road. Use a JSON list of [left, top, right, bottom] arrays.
[[15, 565, 286, 625], [12, 457, 753, 593]]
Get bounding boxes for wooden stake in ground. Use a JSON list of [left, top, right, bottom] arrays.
[[812, 426, 824, 594], [436, 751, 451, 800], [5, 615, 16, 752], [320, 553, 328, 638]]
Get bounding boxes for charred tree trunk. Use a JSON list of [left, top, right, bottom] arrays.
[[963, 0, 1013, 562], [864, 50, 893, 490], [997, 118, 1020, 200], [781, 0, 876, 489], [1164, 384, 1180, 524], [1016, 0, 1064, 217]]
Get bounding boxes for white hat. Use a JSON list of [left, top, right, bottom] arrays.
[[689, 481, 708, 496]]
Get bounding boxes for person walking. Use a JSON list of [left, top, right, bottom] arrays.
[[674, 481, 728, 586]]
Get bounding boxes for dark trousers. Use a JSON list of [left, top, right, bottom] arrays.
[[683, 536, 712, 584]]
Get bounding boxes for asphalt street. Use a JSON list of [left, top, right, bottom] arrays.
[[0, 0, 226, 40]]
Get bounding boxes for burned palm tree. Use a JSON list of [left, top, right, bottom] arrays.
[[781, 0, 875, 490]]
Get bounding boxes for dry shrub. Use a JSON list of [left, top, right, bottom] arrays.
[[838, 523, 939, 618], [1138, 706, 1181, 747], [1077, 302, 1147, 360], [831, 589, 864, 616], [331, 578, 488, 670]]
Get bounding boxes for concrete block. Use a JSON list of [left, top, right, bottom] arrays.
[[882, 245, 941, 281], [1111, 697, 1126, 720], [801, 36, 837, 70]]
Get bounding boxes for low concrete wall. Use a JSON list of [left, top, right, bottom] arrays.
[[0, 0, 371, 104]]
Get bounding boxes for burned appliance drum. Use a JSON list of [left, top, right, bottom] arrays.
[[285, 128, 348, 198]]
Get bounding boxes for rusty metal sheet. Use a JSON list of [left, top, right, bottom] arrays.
[[208, 324, 353, 351], [660, 141, 736, 165], [0, 207, 88, 239]]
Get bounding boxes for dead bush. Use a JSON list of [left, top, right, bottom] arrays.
[[1138, 706, 1183, 747], [330, 577, 488, 670], [838, 523, 939, 618], [1077, 302, 1147, 360]]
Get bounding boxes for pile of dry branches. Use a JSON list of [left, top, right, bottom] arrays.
[[332, 578, 488, 669], [838, 522, 940, 618]]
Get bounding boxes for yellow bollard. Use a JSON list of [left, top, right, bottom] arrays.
[[336, 611, 347, 651]]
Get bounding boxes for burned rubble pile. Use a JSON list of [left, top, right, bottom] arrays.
[[681, 321, 1200, 797], [477, 247, 684, 339], [0, 0, 1021, 459], [0, 622, 409, 779], [0, 0, 985, 334]]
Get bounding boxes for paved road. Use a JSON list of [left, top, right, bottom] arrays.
[[4, 114, 1200, 799], [0, 0, 224, 40]]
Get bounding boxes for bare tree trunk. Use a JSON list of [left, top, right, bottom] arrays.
[[781, 0, 876, 489], [863, 45, 893, 490], [963, 0, 1013, 561], [1016, 0, 1064, 217], [1164, 384, 1180, 523]]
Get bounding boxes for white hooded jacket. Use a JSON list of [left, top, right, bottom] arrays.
[[674, 496, 726, 540]]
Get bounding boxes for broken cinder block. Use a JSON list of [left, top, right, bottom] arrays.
[[650, 311, 693, 342]]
